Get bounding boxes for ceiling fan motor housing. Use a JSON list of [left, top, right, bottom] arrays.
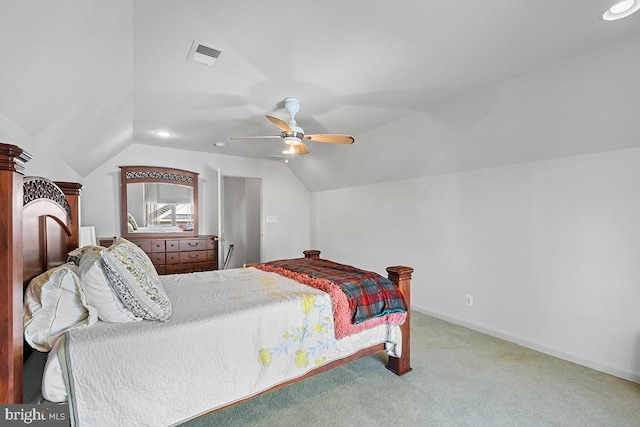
[[284, 97, 301, 116], [282, 130, 304, 145], [284, 97, 304, 136]]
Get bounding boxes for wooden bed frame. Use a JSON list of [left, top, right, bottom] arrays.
[[0, 142, 413, 414]]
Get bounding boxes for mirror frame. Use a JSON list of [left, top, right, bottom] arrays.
[[120, 165, 199, 238]]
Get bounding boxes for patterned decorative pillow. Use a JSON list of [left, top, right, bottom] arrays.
[[24, 263, 98, 351], [100, 237, 171, 321], [67, 245, 106, 266]]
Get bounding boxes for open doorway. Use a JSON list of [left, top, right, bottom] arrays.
[[220, 176, 261, 269]]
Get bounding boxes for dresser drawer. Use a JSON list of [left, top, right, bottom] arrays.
[[179, 239, 207, 251], [165, 252, 181, 264], [180, 251, 209, 263], [130, 240, 152, 253], [150, 240, 166, 252], [191, 261, 217, 272], [98, 238, 115, 247], [166, 261, 217, 274], [165, 263, 197, 274], [148, 253, 166, 266], [166, 240, 180, 252]]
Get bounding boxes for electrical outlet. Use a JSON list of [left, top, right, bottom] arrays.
[[465, 294, 474, 307]]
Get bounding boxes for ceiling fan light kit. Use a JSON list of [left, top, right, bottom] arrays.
[[284, 136, 302, 146], [231, 97, 355, 155]]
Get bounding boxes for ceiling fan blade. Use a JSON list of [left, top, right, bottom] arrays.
[[303, 134, 355, 144], [294, 142, 310, 155], [265, 115, 291, 132], [230, 135, 282, 140]]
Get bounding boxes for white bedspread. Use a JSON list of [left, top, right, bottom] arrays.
[[60, 267, 401, 427]]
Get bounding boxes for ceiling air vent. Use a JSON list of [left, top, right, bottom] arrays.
[[187, 40, 222, 66]]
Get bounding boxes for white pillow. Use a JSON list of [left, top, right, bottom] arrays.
[[24, 264, 98, 352], [42, 338, 67, 403], [127, 212, 139, 230], [77, 250, 141, 323], [101, 237, 172, 321]]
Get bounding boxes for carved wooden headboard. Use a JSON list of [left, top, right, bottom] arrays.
[[0, 143, 82, 404], [22, 177, 81, 286]]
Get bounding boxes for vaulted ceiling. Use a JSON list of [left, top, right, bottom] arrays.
[[1, 1, 639, 191]]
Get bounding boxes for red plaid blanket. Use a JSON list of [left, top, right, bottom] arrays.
[[258, 258, 407, 324]]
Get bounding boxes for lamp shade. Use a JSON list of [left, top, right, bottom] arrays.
[[79, 226, 97, 247]]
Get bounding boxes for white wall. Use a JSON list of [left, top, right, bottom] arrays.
[[82, 144, 310, 262], [0, 113, 82, 182], [292, 34, 640, 192], [311, 147, 640, 382], [0, 1, 133, 180]]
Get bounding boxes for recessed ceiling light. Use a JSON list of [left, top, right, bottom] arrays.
[[154, 131, 173, 137], [602, 0, 640, 20], [214, 142, 226, 147]]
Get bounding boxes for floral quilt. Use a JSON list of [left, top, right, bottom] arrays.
[[60, 267, 400, 427]]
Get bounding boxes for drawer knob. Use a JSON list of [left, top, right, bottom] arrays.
[[188, 242, 199, 247]]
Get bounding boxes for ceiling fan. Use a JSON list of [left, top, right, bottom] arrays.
[[231, 97, 354, 155]]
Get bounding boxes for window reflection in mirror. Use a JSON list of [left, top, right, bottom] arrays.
[[126, 183, 194, 232]]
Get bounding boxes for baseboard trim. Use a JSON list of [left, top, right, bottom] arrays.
[[412, 305, 640, 385]]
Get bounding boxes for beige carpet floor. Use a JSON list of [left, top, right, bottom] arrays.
[[180, 311, 640, 426]]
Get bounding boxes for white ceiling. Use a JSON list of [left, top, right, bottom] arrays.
[[1, 1, 640, 191]]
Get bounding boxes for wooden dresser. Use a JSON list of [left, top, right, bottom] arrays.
[[99, 235, 218, 275]]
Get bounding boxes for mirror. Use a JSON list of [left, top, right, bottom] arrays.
[[120, 166, 198, 238]]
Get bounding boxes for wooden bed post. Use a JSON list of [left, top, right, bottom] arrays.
[[0, 143, 31, 404], [303, 249, 321, 259], [386, 266, 414, 376]]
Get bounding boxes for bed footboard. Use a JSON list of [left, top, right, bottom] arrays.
[[303, 250, 413, 376]]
